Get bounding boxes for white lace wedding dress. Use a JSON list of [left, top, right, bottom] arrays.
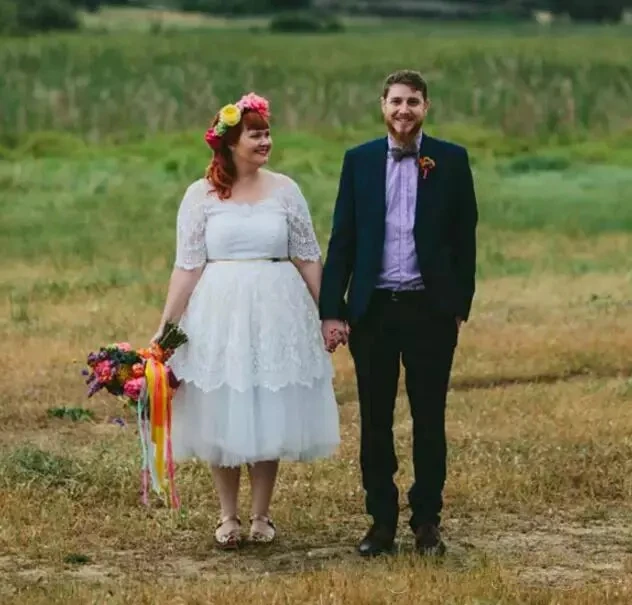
[[167, 175, 340, 467]]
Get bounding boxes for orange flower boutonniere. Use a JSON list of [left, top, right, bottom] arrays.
[[419, 156, 436, 180]]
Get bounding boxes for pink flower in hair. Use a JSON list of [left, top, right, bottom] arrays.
[[236, 92, 270, 119], [205, 127, 222, 150]]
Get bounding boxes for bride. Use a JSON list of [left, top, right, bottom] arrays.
[[152, 93, 340, 549]]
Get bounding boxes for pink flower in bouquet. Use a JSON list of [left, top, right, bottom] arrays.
[[237, 92, 270, 120], [116, 342, 132, 352], [123, 377, 145, 401], [94, 360, 114, 383]]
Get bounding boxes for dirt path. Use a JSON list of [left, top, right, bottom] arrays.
[[1, 513, 629, 589]]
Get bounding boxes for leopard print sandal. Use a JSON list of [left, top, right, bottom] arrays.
[[248, 514, 276, 544], [214, 515, 242, 550]]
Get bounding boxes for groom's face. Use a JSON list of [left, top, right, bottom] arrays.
[[381, 83, 429, 143]]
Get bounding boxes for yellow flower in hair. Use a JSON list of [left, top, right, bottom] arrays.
[[219, 104, 241, 127]]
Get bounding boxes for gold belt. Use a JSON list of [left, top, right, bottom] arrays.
[[207, 257, 290, 263]]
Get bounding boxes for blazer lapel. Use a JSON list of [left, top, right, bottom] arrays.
[[366, 137, 388, 220], [372, 137, 388, 209], [365, 137, 388, 268]]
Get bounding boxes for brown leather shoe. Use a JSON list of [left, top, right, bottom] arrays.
[[357, 524, 396, 557], [414, 523, 446, 557]]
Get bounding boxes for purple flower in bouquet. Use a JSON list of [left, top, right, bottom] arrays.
[[87, 378, 103, 397]]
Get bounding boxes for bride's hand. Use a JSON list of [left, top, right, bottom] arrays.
[[150, 326, 165, 346]]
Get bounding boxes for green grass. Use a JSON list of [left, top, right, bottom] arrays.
[[1, 26, 632, 144], [1, 130, 631, 311]]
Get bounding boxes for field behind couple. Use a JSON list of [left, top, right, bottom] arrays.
[[1, 14, 632, 604]]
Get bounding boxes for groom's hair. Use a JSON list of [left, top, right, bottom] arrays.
[[382, 70, 428, 100]]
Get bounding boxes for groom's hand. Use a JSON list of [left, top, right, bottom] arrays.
[[322, 319, 349, 353]]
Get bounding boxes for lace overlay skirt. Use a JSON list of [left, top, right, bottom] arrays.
[[168, 261, 340, 467]]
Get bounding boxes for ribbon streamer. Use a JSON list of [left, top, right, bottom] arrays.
[[137, 357, 180, 509]]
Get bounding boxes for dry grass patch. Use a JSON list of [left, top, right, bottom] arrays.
[[3, 563, 632, 605], [1, 269, 631, 600]]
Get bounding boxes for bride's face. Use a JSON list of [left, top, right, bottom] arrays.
[[231, 127, 272, 167]]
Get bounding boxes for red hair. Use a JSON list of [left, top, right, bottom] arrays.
[[205, 110, 270, 200]]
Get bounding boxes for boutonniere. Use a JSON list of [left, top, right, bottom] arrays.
[[419, 156, 436, 180]]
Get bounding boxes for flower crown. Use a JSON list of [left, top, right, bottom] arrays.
[[204, 92, 270, 151]]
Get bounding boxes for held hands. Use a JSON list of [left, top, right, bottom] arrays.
[[322, 319, 350, 353]]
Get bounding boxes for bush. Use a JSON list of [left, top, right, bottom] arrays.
[[269, 0, 311, 8], [179, 0, 312, 14], [19, 0, 79, 31], [0, 0, 19, 34], [179, 0, 268, 14], [0, 0, 80, 34], [269, 11, 344, 33], [566, 0, 625, 22], [546, 0, 625, 21], [68, 0, 101, 12]]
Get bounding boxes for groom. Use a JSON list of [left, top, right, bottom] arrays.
[[320, 70, 478, 557]]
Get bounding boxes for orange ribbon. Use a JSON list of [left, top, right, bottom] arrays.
[[142, 356, 179, 508]]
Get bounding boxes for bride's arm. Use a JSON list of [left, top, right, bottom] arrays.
[[282, 176, 324, 307], [292, 258, 322, 305], [152, 181, 208, 340], [153, 267, 204, 340]]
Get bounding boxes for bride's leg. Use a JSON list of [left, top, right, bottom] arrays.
[[211, 465, 242, 547], [248, 460, 279, 541]]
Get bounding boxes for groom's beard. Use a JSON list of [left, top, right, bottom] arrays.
[[386, 119, 422, 146]]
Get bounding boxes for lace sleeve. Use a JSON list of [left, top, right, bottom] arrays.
[[283, 179, 322, 262], [174, 180, 208, 270]]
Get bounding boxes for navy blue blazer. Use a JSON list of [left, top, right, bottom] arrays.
[[319, 134, 478, 324]]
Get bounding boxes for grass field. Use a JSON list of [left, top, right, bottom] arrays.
[[1, 13, 632, 604], [1, 20, 632, 145]]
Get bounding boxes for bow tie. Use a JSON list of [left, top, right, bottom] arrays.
[[390, 146, 418, 162]]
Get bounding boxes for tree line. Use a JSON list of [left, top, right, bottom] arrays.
[[0, 0, 628, 35]]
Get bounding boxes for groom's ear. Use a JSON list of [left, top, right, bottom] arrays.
[[422, 97, 431, 118]]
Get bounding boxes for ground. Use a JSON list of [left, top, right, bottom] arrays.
[[1, 270, 631, 603], [1, 13, 632, 604]]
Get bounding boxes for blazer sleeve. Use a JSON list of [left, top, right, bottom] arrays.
[[319, 150, 356, 320], [452, 148, 478, 321]]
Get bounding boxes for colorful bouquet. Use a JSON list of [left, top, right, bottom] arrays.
[[83, 322, 188, 509]]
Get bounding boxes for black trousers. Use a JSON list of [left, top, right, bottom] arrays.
[[349, 289, 458, 532]]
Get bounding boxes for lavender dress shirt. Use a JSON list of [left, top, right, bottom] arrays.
[[376, 133, 425, 291]]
